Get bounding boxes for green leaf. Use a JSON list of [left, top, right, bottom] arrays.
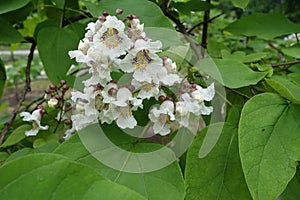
[[243, 52, 268, 63], [0, 59, 6, 99], [83, 0, 173, 28], [239, 93, 300, 200], [0, 17, 24, 43], [144, 27, 183, 49], [174, 0, 215, 15], [198, 58, 267, 88], [225, 12, 300, 40], [282, 44, 300, 59], [37, 26, 79, 84], [231, 0, 249, 9], [265, 73, 300, 104], [0, 0, 31, 14], [0, 152, 9, 162], [54, 124, 185, 200], [51, 0, 65, 9], [185, 122, 252, 199], [0, 125, 31, 148], [0, 153, 145, 200], [281, 167, 300, 200]]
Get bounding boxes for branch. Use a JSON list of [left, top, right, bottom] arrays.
[[188, 12, 224, 34], [161, 8, 203, 60], [271, 60, 300, 67], [200, 0, 211, 57], [62, 12, 93, 27], [0, 40, 36, 145]]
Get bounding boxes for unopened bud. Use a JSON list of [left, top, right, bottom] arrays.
[[116, 8, 123, 15], [65, 119, 72, 125], [48, 98, 58, 108], [102, 10, 109, 16], [108, 88, 118, 96], [62, 84, 69, 91], [98, 15, 106, 22], [60, 80, 66, 85], [49, 84, 57, 90], [158, 95, 166, 102]]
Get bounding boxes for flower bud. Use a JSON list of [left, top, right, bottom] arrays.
[[49, 84, 57, 90], [116, 8, 123, 15], [98, 15, 106, 22], [65, 119, 72, 125], [62, 84, 69, 91], [48, 98, 58, 108], [60, 80, 66, 85], [102, 10, 109, 16]]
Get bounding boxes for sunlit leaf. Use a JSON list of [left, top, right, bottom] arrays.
[[0, 125, 31, 148], [266, 73, 300, 104], [239, 93, 300, 200], [54, 124, 185, 200], [231, 0, 249, 9], [198, 58, 267, 88], [0, 153, 146, 200]]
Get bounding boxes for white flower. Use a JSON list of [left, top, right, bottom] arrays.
[[153, 67, 182, 86], [120, 39, 163, 83], [20, 109, 49, 136], [93, 16, 132, 59], [68, 38, 90, 63], [148, 100, 175, 136], [48, 98, 58, 108], [191, 83, 215, 103], [175, 101, 190, 127], [110, 87, 142, 129], [131, 79, 159, 99]]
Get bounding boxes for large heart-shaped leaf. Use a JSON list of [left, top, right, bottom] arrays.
[[0, 0, 31, 14], [239, 93, 300, 200], [37, 26, 78, 84], [198, 58, 267, 88], [83, 0, 173, 28], [0, 153, 145, 199], [185, 106, 252, 200], [54, 124, 185, 200], [225, 12, 300, 40]]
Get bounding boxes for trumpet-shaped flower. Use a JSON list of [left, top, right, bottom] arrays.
[[93, 16, 132, 59], [20, 109, 49, 136], [148, 100, 175, 136]]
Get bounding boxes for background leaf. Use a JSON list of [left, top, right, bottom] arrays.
[[173, 0, 215, 15], [281, 167, 300, 200], [0, 153, 146, 200], [231, 0, 249, 9], [37, 26, 79, 84], [225, 12, 300, 40], [0, 0, 31, 14], [198, 58, 267, 88], [282, 44, 300, 59], [239, 93, 300, 200]]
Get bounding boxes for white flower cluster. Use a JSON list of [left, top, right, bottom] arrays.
[[66, 14, 215, 138]]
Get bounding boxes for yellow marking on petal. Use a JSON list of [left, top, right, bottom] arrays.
[[147, 85, 153, 91], [136, 63, 141, 70], [114, 41, 119, 47], [33, 121, 39, 130]]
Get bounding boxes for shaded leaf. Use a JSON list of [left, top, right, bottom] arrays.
[[37, 26, 79, 84], [83, 0, 173, 28], [0, 17, 24, 43], [239, 93, 300, 200], [225, 12, 300, 40], [266, 73, 300, 104], [0, 0, 31, 14], [185, 122, 252, 199], [0, 153, 145, 200], [198, 58, 267, 88], [174, 0, 215, 15], [281, 167, 300, 200]]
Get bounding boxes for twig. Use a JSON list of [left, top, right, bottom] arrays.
[[228, 88, 251, 99], [268, 42, 285, 61], [162, 8, 203, 60], [0, 41, 36, 145], [200, 0, 211, 57], [271, 60, 300, 67], [188, 12, 224, 34]]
